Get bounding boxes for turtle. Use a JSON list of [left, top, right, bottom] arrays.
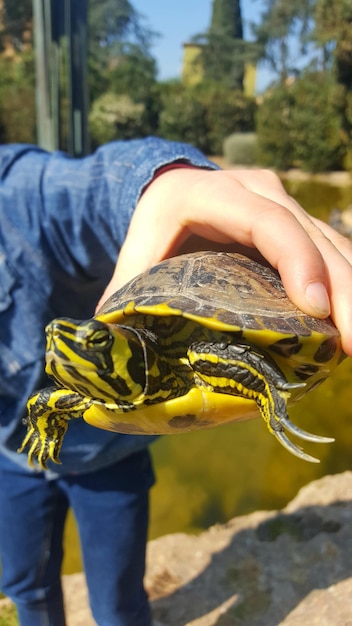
[[18, 251, 344, 469]]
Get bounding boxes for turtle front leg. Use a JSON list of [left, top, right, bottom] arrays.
[[18, 386, 91, 469]]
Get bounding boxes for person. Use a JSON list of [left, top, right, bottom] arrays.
[[0, 137, 352, 626]]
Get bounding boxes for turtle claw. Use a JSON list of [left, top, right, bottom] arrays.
[[18, 428, 62, 470], [274, 430, 321, 464], [279, 415, 335, 444], [272, 416, 334, 463], [277, 381, 307, 391]]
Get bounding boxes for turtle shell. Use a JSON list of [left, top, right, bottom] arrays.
[[97, 250, 342, 383], [91, 251, 344, 435]]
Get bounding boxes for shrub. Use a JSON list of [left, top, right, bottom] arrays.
[[256, 85, 295, 170], [0, 52, 35, 144], [257, 72, 347, 172], [290, 75, 346, 172], [158, 83, 209, 153], [158, 82, 256, 155], [223, 132, 258, 165], [89, 93, 145, 146], [198, 84, 256, 154]]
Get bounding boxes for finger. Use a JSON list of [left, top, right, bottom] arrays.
[[180, 173, 332, 317], [302, 223, 352, 356], [312, 216, 352, 264]]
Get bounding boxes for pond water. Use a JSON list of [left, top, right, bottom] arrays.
[[63, 177, 352, 574]]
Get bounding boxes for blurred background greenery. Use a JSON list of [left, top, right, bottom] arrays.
[[0, 0, 351, 172]]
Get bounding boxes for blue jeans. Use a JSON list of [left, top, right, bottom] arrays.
[[0, 450, 154, 626]]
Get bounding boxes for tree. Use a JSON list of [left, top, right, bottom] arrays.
[[211, 0, 243, 39], [0, 1, 35, 143], [312, 0, 352, 158], [256, 71, 346, 171], [89, 0, 156, 101], [0, 50, 35, 143], [88, 0, 157, 98], [193, 0, 247, 90], [0, 0, 32, 52], [314, 0, 352, 89], [108, 46, 160, 135], [254, 0, 315, 83]]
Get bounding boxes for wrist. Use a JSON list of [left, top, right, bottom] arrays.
[[143, 162, 206, 194]]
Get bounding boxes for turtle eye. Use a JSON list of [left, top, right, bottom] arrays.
[[86, 329, 111, 350]]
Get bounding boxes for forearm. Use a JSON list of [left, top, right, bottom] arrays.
[[0, 139, 217, 280]]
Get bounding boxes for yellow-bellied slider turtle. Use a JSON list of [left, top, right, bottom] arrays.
[[19, 251, 343, 468]]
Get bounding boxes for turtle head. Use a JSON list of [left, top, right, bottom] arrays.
[[45, 317, 146, 402]]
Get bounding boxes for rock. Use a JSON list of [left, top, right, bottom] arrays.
[[147, 471, 352, 625], [1, 471, 352, 625]]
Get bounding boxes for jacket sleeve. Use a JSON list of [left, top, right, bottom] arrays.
[[0, 138, 218, 283]]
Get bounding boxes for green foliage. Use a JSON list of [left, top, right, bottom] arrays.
[[88, 0, 156, 59], [158, 82, 256, 154], [254, 1, 314, 82], [0, 603, 18, 626], [108, 47, 157, 98], [0, 51, 35, 143], [211, 0, 243, 38], [158, 83, 210, 152], [199, 34, 246, 90], [87, 1, 160, 139], [192, 0, 246, 90], [223, 132, 258, 165], [315, 0, 352, 89], [89, 92, 146, 146], [88, 0, 158, 101], [257, 72, 346, 171], [343, 91, 352, 169], [0, 0, 32, 52], [199, 84, 256, 153], [107, 46, 161, 135], [256, 84, 296, 169], [290, 74, 346, 171]]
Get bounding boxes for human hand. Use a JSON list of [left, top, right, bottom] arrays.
[[98, 167, 352, 356]]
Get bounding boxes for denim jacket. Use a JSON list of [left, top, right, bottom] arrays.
[[0, 137, 217, 475]]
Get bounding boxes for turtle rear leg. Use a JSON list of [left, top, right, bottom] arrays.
[[18, 387, 91, 469], [188, 341, 333, 463]]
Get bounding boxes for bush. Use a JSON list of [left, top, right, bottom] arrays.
[[257, 73, 347, 172], [89, 93, 145, 146], [158, 83, 210, 153], [256, 85, 296, 170], [158, 82, 256, 155], [223, 132, 258, 165], [0, 53, 35, 144], [198, 84, 256, 154], [290, 75, 346, 172]]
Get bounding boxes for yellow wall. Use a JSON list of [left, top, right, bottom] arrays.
[[182, 44, 204, 86], [243, 64, 257, 97], [182, 43, 257, 96]]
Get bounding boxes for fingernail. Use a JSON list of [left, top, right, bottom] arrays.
[[305, 282, 331, 317]]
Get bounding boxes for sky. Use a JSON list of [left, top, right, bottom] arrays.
[[131, 0, 273, 93]]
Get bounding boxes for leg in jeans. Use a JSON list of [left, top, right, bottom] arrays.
[[64, 450, 154, 626], [0, 453, 69, 626]]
